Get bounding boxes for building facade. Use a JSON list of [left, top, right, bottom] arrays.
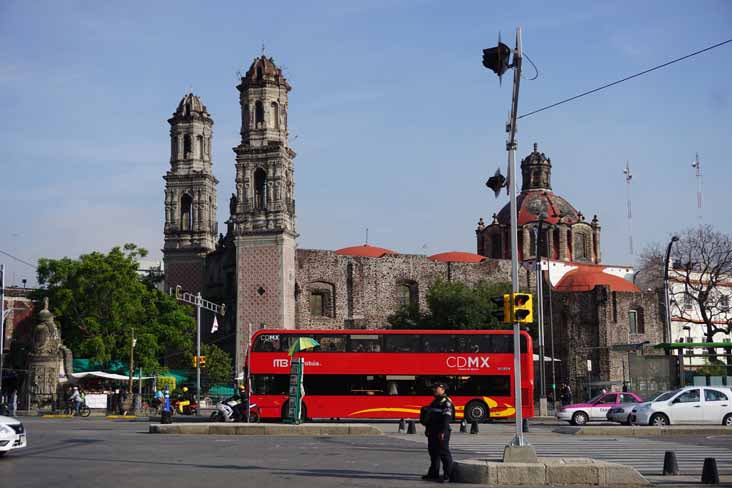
[[162, 54, 667, 393]]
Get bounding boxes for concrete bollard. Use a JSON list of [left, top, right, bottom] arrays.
[[522, 418, 529, 433], [470, 421, 479, 434], [701, 457, 720, 484], [662, 451, 679, 476], [459, 420, 467, 433], [407, 420, 417, 434], [398, 418, 406, 433]]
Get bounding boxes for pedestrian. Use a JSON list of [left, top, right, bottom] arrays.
[[9, 389, 17, 417], [69, 387, 82, 416], [565, 384, 573, 405], [622, 382, 629, 393], [422, 382, 454, 482]]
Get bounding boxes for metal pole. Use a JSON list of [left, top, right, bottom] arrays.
[[128, 328, 135, 395], [534, 223, 547, 416], [663, 237, 679, 346], [0, 264, 5, 397], [246, 322, 252, 423], [196, 292, 201, 411], [507, 27, 524, 447]]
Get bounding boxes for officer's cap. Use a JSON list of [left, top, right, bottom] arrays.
[[432, 382, 447, 389]]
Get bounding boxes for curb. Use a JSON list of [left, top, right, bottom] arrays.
[[149, 422, 383, 436], [453, 457, 648, 486], [40, 414, 74, 419], [105, 415, 138, 420], [554, 425, 732, 436]]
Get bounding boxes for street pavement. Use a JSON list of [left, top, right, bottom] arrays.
[[1, 418, 731, 487], [392, 423, 732, 477]]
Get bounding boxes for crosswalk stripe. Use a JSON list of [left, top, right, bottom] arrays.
[[392, 434, 732, 475]]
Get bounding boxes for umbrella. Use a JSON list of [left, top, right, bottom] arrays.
[[288, 337, 320, 356]]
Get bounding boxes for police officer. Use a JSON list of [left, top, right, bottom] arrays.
[[422, 382, 454, 482]]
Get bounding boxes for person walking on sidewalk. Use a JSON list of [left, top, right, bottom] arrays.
[[422, 382, 454, 482]]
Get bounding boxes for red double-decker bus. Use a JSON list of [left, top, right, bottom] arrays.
[[248, 329, 534, 422]]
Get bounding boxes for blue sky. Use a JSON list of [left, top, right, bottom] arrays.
[[1, 0, 730, 286]]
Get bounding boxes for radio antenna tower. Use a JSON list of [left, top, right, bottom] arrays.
[[623, 161, 634, 255], [692, 153, 703, 223]]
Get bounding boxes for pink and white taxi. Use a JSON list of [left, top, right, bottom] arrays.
[[556, 392, 643, 426]]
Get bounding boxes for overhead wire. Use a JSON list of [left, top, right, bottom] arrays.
[[0, 249, 37, 269], [518, 38, 732, 119]]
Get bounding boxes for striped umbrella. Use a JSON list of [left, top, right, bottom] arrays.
[[288, 337, 320, 356]]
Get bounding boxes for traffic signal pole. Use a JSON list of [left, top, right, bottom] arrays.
[[506, 27, 527, 449], [171, 286, 225, 414]]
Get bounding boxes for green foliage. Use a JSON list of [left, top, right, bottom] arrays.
[[202, 343, 233, 385], [35, 244, 219, 373], [697, 361, 727, 377], [388, 280, 513, 330]]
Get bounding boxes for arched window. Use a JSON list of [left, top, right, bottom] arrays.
[[256, 66, 263, 80], [308, 281, 335, 318], [254, 168, 267, 209], [243, 104, 249, 129], [183, 135, 192, 158], [629, 306, 645, 334], [574, 232, 589, 261], [271, 102, 279, 129], [196, 135, 203, 159], [255, 101, 264, 128], [180, 194, 193, 231], [396, 280, 419, 310]]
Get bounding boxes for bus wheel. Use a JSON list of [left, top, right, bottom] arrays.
[[465, 401, 489, 423]]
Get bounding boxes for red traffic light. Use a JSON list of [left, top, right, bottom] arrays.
[[482, 42, 511, 76], [514, 294, 530, 306]]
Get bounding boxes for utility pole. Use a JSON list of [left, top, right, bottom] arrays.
[[170, 286, 225, 411], [0, 264, 5, 397], [128, 328, 135, 394], [483, 27, 536, 459]]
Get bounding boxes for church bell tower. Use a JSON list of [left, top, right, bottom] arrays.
[[162, 93, 218, 294], [230, 56, 297, 370]]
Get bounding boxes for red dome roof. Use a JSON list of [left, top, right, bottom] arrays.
[[496, 190, 580, 226], [429, 252, 486, 263], [335, 245, 397, 258], [555, 266, 639, 293]]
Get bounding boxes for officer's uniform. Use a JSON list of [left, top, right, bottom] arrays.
[[424, 391, 454, 481]]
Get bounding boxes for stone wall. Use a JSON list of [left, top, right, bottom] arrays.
[[294, 250, 517, 329], [546, 284, 665, 400]]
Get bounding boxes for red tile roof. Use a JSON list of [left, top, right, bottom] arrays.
[[335, 245, 397, 258], [555, 266, 640, 293], [429, 252, 486, 263]]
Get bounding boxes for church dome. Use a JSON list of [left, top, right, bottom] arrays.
[[335, 244, 397, 258], [174, 93, 209, 117], [241, 56, 290, 90], [496, 190, 580, 226], [555, 266, 639, 293], [429, 252, 486, 263]]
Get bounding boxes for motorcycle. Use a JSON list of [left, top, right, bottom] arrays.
[[171, 398, 198, 416], [210, 396, 260, 423]]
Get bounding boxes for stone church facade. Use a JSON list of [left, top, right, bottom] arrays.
[[161, 55, 668, 397]]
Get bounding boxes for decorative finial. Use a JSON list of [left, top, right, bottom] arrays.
[[43, 296, 49, 311], [491, 213, 499, 224], [261, 42, 266, 56], [533, 142, 538, 152], [578, 211, 585, 221], [476, 217, 486, 230], [591, 214, 599, 225]]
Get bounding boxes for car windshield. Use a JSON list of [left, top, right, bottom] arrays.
[[654, 390, 679, 402]]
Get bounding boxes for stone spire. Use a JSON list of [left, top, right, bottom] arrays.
[[520, 142, 552, 191]]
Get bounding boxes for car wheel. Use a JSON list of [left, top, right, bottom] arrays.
[[723, 414, 732, 427], [650, 413, 669, 426], [465, 401, 489, 423], [0, 451, 8, 457], [571, 411, 589, 426]]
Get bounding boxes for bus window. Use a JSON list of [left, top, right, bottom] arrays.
[[252, 374, 289, 395], [348, 335, 381, 352], [253, 334, 285, 352], [421, 334, 455, 353], [451, 375, 511, 397], [307, 335, 346, 352], [384, 334, 420, 353]]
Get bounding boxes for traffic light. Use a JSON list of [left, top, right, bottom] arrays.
[[192, 355, 198, 368], [482, 41, 511, 77], [491, 294, 511, 324], [192, 355, 207, 368], [511, 293, 533, 323]]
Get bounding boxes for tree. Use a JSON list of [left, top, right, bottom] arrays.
[[388, 279, 512, 330], [36, 244, 230, 375], [639, 227, 732, 355], [201, 343, 233, 385]]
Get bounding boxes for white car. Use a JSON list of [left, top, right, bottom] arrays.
[[632, 386, 732, 426], [0, 415, 26, 456]]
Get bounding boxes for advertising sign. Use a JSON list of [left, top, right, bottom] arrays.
[[286, 357, 304, 424]]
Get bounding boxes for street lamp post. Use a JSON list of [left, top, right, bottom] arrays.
[[663, 236, 680, 346]]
